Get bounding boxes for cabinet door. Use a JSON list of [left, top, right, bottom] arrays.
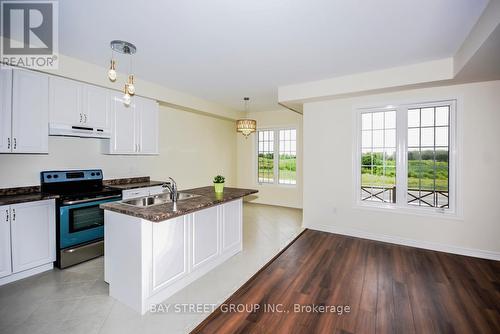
[[0, 67, 12, 153], [11, 69, 49, 153], [0, 206, 12, 278], [221, 199, 242, 253], [110, 96, 136, 154], [137, 97, 158, 154], [83, 84, 110, 130], [192, 206, 219, 269], [11, 200, 55, 273], [151, 216, 188, 293], [48, 76, 81, 126]]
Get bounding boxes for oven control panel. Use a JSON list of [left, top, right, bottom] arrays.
[[41, 169, 103, 183]]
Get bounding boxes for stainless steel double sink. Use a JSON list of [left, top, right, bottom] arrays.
[[121, 192, 200, 208]]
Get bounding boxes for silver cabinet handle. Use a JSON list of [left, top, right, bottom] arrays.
[[84, 114, 88, 123], [7, 137, 10, 150], [12, 209, 15, 221], [5, 209, 8, 222]]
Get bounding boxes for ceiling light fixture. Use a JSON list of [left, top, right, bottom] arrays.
[[236, 97, 257, 138], [108, 40, 137, 106]]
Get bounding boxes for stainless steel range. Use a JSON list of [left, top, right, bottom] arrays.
[[41, 169, 122, 268]]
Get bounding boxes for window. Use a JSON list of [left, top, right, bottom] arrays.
[[257, 128, 297, 185], [279, 129, 297, 185], [407, 106, 449, 208], [361, 110, 396, 203], [258, 130, 274, 183], [356, 100, 457, 215]]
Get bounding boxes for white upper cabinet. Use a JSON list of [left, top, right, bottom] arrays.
[[83, 83, 110, 130], [49, 76, 111, 136], [49, 76, 81, 126], [11, 69, 49, 153], [0, 67, 12, 153], [109, 95, 137, 154], [105, 95, 159, 155], [136, 96, 159, 155]]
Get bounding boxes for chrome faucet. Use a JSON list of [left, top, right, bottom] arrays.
[[162, 177, 178, 203]]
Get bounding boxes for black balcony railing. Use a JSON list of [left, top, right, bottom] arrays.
[[361, 186, 449, 208]]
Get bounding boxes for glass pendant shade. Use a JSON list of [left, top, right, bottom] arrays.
[[126, 75, 135, 95], [236, 119, 257, 138], [123, 84, 131, 106], [107, 60, 117, 82]]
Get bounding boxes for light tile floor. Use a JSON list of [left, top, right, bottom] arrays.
[[0, 203, 303, 334]]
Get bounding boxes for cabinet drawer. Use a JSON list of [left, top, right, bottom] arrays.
[[122, 188, 150, 200], [148, 186, 164, 196]]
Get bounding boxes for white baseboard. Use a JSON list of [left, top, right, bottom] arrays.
[[0, 263, 53, 286], [306, 224, 500, 261]]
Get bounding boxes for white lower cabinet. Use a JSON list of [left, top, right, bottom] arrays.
[[11, 200, 56, 273], [0, 206, 12, 278], [192, 206, 219, 269], [105, 198, 244, 314], [151, 215, 188, 293], [221, 199, 243, 253], [0, 200, 56, 285]]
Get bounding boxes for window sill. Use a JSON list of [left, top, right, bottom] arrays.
[[353, 202, 463, 221]]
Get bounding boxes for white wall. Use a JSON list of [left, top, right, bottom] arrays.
[[237, 110, 303, 208], [0, 105, 237, 189], [303, 80, 500, 257]]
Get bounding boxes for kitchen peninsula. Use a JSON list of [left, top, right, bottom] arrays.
[[101, 186, 257, 314]]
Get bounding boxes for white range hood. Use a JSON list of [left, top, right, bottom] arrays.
[[49, 123, 111, 139]]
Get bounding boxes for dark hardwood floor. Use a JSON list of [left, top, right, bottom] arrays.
[[193, 229, 500, 334]]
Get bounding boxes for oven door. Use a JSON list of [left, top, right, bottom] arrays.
[[59, 196, 121, 249]]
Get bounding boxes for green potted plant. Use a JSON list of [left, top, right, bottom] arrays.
[[213, 175, 225, 193]]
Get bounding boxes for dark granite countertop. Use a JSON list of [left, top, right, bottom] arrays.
[[0, 176, 166, 205], [0, 186, 59, 205], [103, 176, 166, 190], [100, 186, 258, 222], [106, 180, 165, 191]]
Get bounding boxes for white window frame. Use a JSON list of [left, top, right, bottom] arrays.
[[256, 127, 298, 187], [353, 99, 462, 219]]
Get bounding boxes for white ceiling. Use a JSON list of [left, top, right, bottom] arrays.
[[59, 0, 489, 112]]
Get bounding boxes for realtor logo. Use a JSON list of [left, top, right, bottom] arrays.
[[1, 0, 58, 69]]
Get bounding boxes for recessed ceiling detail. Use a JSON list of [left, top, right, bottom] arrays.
[[58, 0, 489, 111]]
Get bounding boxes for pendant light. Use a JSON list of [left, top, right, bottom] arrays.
[[107, 40, 137, 106], [236, 97, 257, 138], [107, 59, 117, 82]]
